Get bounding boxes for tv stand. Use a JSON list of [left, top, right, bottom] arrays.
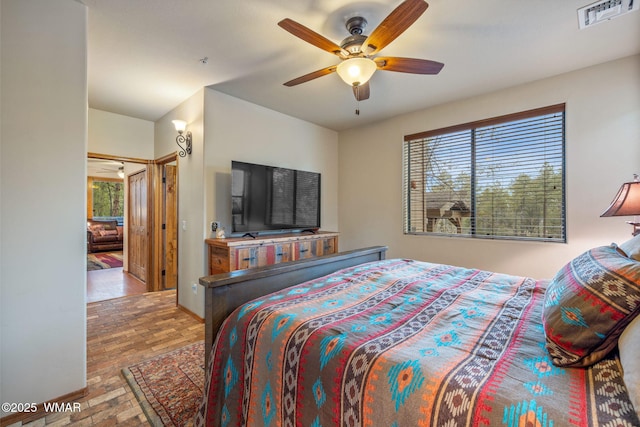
[[206, 231, 339, 274]]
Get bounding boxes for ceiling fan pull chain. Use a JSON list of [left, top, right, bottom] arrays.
[[355, 87, 360, 115]]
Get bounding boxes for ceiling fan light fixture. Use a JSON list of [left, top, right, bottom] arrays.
[[336, 57, 377, 87]]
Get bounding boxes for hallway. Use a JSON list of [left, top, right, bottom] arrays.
[[87, 267, 147, 303], [15, 290, 204, 426]]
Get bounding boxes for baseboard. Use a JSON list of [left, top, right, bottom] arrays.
[[178, 304, 205, 323], [0, 386, 88, 427]]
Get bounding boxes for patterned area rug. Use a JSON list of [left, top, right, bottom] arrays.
[[87, 251, 123, 271], [122, 341, 205, 427]]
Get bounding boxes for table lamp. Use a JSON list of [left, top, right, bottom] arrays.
[[601, 174, 640, 236]]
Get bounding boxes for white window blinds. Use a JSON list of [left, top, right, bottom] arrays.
[[403, 104, 565, 242]]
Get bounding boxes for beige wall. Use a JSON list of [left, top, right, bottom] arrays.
[[88, 108, 154, 271], [155, 89, 205, 317], [338, 55, 640, 279], [151, 88, 339, 319], [203, 88, 339, 239], [89, 108, 155, 159], [1, 0, 88, 413]]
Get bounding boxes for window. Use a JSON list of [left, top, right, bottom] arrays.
[[403, 104, 565, 242], [91, 179, 124, 224]]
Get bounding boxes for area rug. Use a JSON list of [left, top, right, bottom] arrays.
[[122, 341, 205, 427], [87, 251, 123, 271]]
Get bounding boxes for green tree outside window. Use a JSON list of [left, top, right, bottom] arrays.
[[93, 181, 124, 217]]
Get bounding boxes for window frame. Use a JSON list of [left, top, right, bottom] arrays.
[[88, 176, 125, 224], [403, 103, 566, 243]]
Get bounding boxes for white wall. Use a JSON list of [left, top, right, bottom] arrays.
[[155, 89, 205, 317], [1, 0, 87, 413], [88, 108, 155, 159], [152, 88, 339, 319], [88, 108, 153, 271], [193, 89, 339, 317], [339, 55, 640, 279], [204, 89, 339, 237]]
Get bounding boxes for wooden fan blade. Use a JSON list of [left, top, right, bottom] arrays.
[[375, 57, 444, 74], [362, 0, 428, 55], [283, 65, 337, 87], [278, 19, 348, 57], [353, 82, 370, 101]]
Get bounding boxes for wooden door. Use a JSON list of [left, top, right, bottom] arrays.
[[128, 169, 148, 283], [163, 164, 178, 289]]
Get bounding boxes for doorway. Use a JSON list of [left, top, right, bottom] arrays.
[[86, 152, 178, 302]]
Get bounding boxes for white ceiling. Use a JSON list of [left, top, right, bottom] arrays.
[[83, 0, 640, 131], [87, 158, 123, 178]]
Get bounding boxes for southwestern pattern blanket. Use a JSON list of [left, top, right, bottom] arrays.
[[196, 259, 638, 426]]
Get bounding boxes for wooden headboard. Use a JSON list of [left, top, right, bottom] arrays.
[[199, 246, 388, 365]]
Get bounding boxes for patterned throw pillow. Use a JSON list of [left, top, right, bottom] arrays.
[[620, 233, 640, 261], [89, 224, 104, 237], [542, 244, 640, 367], [618, 314, 640, 421]]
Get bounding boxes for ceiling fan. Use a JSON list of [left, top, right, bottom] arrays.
[[278, 0, 444, 102], [89, 159, 125, 178]]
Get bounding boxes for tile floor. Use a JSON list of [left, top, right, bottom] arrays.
[[87, 267, 147, 303], [7, 290, 204, 426]]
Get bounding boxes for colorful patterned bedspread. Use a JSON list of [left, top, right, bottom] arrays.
[[196, 259, 639, 427]]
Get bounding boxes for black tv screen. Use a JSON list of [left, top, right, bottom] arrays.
[[231, 161, 321, 236]]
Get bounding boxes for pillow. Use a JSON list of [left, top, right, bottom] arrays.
[[542, 244, 640, 367], [99, 229, 118, 236], [101, 222, 116, 230], [619, 233, 640, 261], [619, 314, 640, 421]]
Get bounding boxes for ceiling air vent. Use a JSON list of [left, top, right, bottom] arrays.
[[578, 0, 639, 29]]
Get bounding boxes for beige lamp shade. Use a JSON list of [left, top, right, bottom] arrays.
[[601, 181, 640, 217]]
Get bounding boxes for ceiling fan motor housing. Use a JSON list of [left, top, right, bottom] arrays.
[[346, 16, 367, 34], [341, 17, 368, 55], [341, 34, 367, 55]]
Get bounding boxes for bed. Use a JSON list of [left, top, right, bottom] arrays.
[[196, 242, 640, 426]]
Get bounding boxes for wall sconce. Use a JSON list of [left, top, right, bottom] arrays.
[[601, 174, 640, 236], [172, 120, 192, 157]]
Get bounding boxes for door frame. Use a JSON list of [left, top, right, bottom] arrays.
[[150, 152, 178, 292], [88, 151, 178, 293]]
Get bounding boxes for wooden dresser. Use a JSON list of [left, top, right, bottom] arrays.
[[205, 231, 339, 274]]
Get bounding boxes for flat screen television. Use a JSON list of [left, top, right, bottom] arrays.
[[231, 161, 321, 237]]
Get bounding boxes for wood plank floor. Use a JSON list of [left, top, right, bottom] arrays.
[[87, 267, 147, 303], [13, 290, 204, 426]]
